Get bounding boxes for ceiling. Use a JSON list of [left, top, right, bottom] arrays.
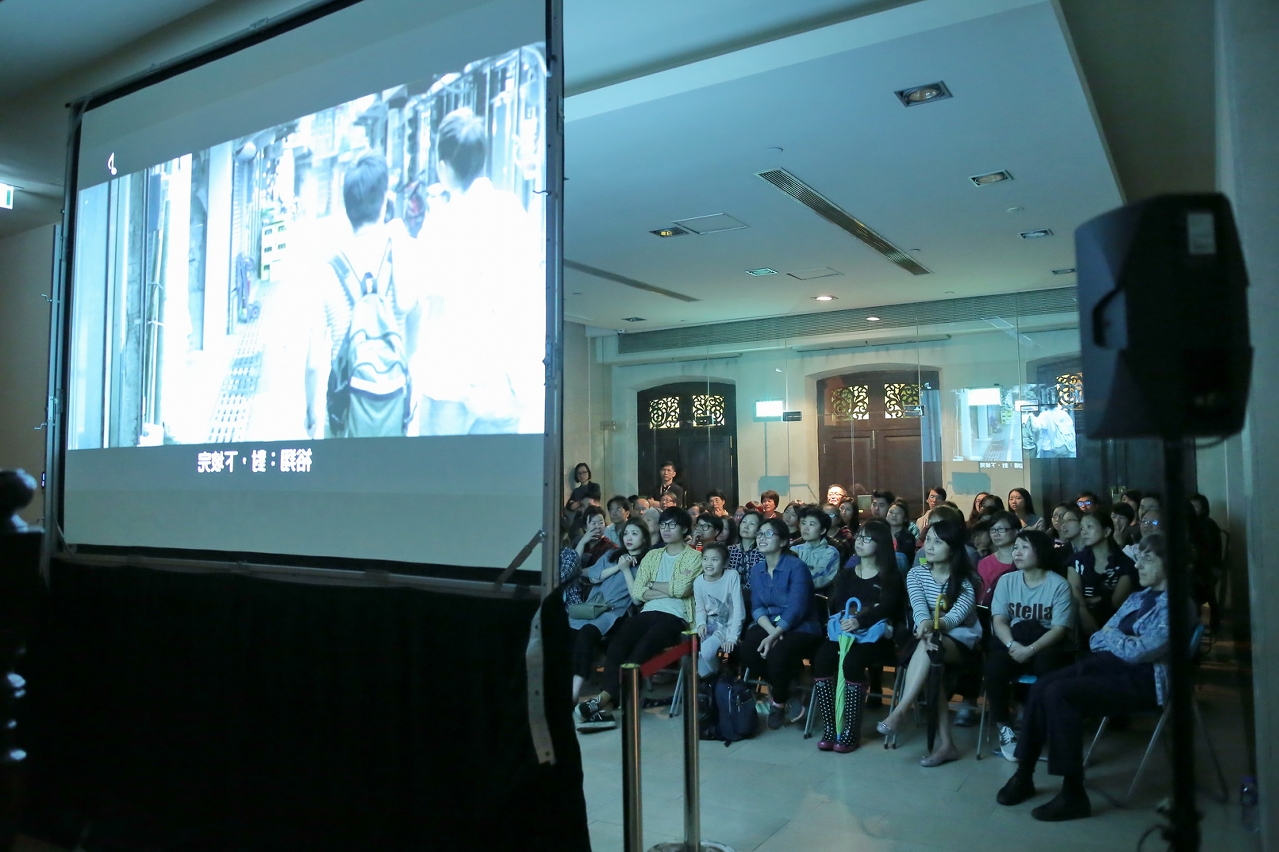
[[0, 0, 1215, 334], [563, 0, 1119, 331]]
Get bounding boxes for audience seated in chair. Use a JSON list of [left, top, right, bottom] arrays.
[[985, 529, 1076, 761], [575, 507, 702, 732], [739, 518, 823, 730], [876, 519, 982, 767], [1074, 509, 1138, 633], [0, 469, 37, 534], [885, 500, 917, 566], [976, 512, 1020, 607], [812, 520, 907, 753], [693, 543, 744, 677], [793, 507, 841, 590], [996, 533, 1181, 821], [568, 518, 649, 704]]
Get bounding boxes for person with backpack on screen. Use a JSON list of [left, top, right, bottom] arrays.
[[305, 153, 422, 438]]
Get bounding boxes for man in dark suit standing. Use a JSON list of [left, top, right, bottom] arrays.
[[656, 460, 685, 508]]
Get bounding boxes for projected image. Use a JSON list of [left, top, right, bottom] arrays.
[[952, 381, 1079, 462], [68, 44, 547, 449]]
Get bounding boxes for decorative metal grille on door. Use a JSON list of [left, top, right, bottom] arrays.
[[829, 385, 870, 421], [648, 396, 680, 429]]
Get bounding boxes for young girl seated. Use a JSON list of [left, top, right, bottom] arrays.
[[693, 543, 744, 677], [568, 519, 648, 704], [812, 520, 906, 752]]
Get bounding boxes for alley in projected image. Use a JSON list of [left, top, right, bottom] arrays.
[[67, 44, 547, 449]]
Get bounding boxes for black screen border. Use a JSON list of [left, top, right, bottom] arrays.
[[45, 0, 565, 593]]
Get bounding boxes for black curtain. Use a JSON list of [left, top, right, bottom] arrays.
[[17, 560, 590, 852]]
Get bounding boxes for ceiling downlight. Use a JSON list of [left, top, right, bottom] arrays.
[[756, 168, 930, 275], [970, 170, 1013, 186], [895, 81, 952, 107]]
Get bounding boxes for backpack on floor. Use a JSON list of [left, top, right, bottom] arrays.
[[697, 678, 719, 741], [698, 676, 758, 745]]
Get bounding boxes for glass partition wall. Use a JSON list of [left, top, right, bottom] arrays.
[[583, 291, 1193, 527]]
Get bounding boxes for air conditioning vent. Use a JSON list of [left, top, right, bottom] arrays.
[[757, 168, 930, 276]]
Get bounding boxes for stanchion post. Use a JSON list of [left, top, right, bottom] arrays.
[[621, 663, 644, 852], [683, 630, 701, 851]]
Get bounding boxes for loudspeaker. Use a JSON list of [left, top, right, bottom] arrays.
[[1075, 193, 1252, 439]]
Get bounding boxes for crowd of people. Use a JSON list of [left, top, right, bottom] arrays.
[[558, 462, 1227, 822]]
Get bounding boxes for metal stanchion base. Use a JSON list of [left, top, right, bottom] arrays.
[[647, 843, 736, 852]]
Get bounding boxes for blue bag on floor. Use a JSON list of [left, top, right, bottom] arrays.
[[711, 677, 758, 745]]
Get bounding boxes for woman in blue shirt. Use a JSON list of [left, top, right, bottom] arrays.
[[739, 518, 822, 730], [997, 533, 1176, 822]]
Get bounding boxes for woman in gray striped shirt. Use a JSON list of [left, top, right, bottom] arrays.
[[876, 519, 982, 767]]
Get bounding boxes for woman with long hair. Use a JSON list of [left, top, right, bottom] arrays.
[[886, 500, 916, 567], [739, 518, 823, 729], [812, 520, 906, 752], [967, 492, 992, 527], [997, 534, 1177, 821], [568, 518, 649, 703], [877, 519, 983, 766], [1007, 488, 1042, 529]]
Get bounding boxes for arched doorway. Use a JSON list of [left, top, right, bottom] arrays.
[[816, 370, 942, 512], [636, 382, 739, 508]]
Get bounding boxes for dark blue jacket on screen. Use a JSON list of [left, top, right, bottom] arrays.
[[749, 552, 820, 635]]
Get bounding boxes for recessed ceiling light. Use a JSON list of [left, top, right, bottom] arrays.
[[649, 226, 690, 238], [746, 267, 778, 276], [1020, 229, 1054, 239], [866, 315, 882, 322], [970, 170, 1013, 186], [571, 291, 583, 296], [1052, 268, 1076, 275], [812, 295, 837, 302], [895, 81, 952, 107], [622, 316, 646, 322], [944, 290, 955, 295], [1007, 206, 1025, 214]]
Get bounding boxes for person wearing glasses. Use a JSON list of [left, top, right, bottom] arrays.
[[1122, 507, 1163, 563], [997, 534, 1179, 821], [1050, 503, 1085, 552], [740, 518, 822, 729], [915, 486, 947, 532], [977, 512, 1022, 607], [1074, 491, 1101, 513], [694, 514, 724, 551], [575, 507, 702, 731]]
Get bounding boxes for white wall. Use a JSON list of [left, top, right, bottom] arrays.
[[561, 321, 613, 502], [0, 225, 56, 524], [1220, 0, 1279, 842], [601, 325, 1079, 511]]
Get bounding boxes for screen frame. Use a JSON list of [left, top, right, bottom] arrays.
[[44, 0, 564, 597]]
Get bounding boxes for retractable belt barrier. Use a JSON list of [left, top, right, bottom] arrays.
[[620, 630, 736, 852]]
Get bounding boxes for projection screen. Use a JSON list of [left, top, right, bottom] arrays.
[[52, 0, 561, 577]]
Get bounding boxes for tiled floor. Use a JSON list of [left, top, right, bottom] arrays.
[[578, 638, 1263, 852]]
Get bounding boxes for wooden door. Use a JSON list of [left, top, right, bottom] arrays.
[[817, 370, 941, 513], [636, 382, 739, 508]]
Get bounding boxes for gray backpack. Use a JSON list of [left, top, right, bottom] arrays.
[[325, 239, 411, 437]]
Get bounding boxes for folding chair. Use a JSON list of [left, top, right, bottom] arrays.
[[1082, 623, 1228, 803], [975, 673, 1037, 760]]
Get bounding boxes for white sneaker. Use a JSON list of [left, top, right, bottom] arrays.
[[998, 724, 1018, 762]]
